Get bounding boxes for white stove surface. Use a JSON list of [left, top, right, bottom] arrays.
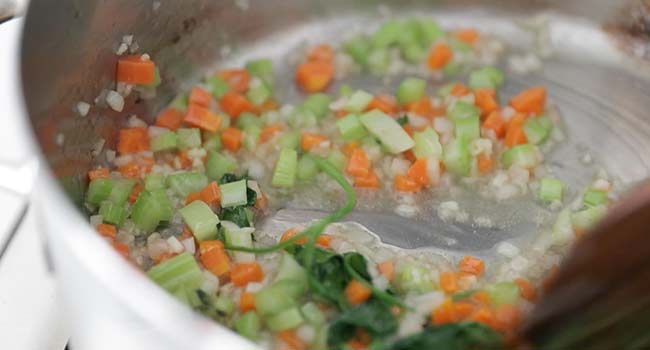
[[0, 17, 70, 350]]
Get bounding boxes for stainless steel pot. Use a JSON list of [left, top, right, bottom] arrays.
[[18, 0, 650, 349]]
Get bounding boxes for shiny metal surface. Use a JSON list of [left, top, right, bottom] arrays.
[[19, 0, 650, 349]]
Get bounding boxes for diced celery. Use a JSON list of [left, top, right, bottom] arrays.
[[272, 148, 298, 188], [372, 20, 402, 48], [486, 282, 520, 307], [572, 205, 607, 232], [327, 149, 347, 171], [359, 110, 415, 154], [171, 94, 188, 111], [443, 61, 464, 78], [267, 307, 304, 332], [288, 107, 318, 130], [274, 279, 306, 300], [345, 90, 374, 113], [344, 37, 371, 66], [166, 172, 208, 197], [221, 220, 254, 262], [301, 302, 326, 326], [151, 189, 173, 221], [179, 200, 220, 241], [243, 124, 261, 151], [443, 138, 471, 177], [448, 101, 480, 121], [394, 263, 436, 294], [312, 326, 329, 350], [206, 76, 230, 98], [401, 41, 426, 63], [303, 93, 332, 120], [297, 155, 319, 181], [396, 78, 426, 105], [412, 127, 443, 159], [108, 179, 136, 205], [255, 283, 296, 317], [454, 115, 480, 142], [234, 312, 261, 341], [339, 84, 353, 98], [206, 152, 237, 181], [131, 191, 163, 232], [468, 67, 505, 90], [214, 295, 236, 316], [436, 83, 456, 98], [246, 58, 274, 85], [397, 20, 419, 47], [336, 113, 368, 141], [416, 19, 444, 47], [552, 208, 573, 244], [278, 130, 301, 150], [237, 112, 263, 130], [176, 128, 202, 150], [86, 178, 113, 205], [176, 286, 202, 308], [539, 178, 564, 202], [367, 48, 390, 74], [275, 253, 308, 286], [501, 144, 538, 169], [583, 189, 608, 208], [203, 134, 222, 152], [150, 131, 178, 152], [220, 179, 248, 208], [246, 80, 272, 106], [147, 252, 203, 293], [99, 201, 127, 226], [523, 116, 553, 145], [144, 173, 165, 191], [143, 67, 161, 89]]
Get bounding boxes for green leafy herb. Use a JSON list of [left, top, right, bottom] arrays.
[[220, 206, 251, 227], [397, 115, 409, 126], [384, 322, 502, 350], [328, 298, 399, 349], [219, 173, 241, 184]]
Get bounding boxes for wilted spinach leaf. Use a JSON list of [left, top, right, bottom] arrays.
[[220, 206, 252, 227], [386, 322, 502, 350], [397, 115, 409, 126], [328, 298, 398, 349]]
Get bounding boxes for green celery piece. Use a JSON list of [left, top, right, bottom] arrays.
[[234, 312, 261, 341], [245, 59, 274, 84], [303, 93, 332, 120], [539, 178, 564, 202], [454, 115, 480, 142], [255, 283, 296, 317], [203, 134, 222, 152], [266, 307, 304, 332], [344, 37, 371, 66], [171, 94, 188, 112], [448, 101, 480, 120], [367, 48, 390, 74], [278, 130, 301, 150], [436, 82, 456, 98], [336, 113, 368, 141], [166, 171, 208, 197], [345, 90, 374, 113], [272, 148, 298, 188], [327, 149, 347, 171], [176, 128, 201, 150], [394, 263, 436, 294], [486, 282, 520, 307], [144, 173, 165, 191], [99, 201, 128, 226], [206, 152, 237, 181], [301, 302, 326, 326], [243, 124, 261, 151], [469, 66, 505, 89], [206, 76, 230, 98], [372, 20, 402, 48], [297, 155, 319, 181], [143, 67, 161, 89], [359, 109, 415, 154], [523, 116, 553, 145], [553, 208, 574, 244], [151, 189, 173, 221], [397, 20, 420, 47], [583, 189, 608, 208], [275, 253, 308, 286], [443, 138, 471, 177], [214, 295, 236, 316], [108, 179, 136, 205], [86, 178, 114, 205], [147, 252, 203, 293], [246, 80, 272, 106], [150, 131, 178, 152], [396, 77, 426, 105], [220, 179, 248, 208], [501, 144, 538, 169], [288, 107, 318, 130], [416, 19, 445, 47], [572, 205, 607, 232], [443, 61, 464, 78], [412, 127, 443, 159], [179, 200, 220, 241], [339, 84, 353, 98], [131, 191, 163, 232], [221, 220, 254, 262], [401, 41, 426, 63]]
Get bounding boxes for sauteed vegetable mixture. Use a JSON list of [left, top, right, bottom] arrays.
[[85, 17, 616, 350]]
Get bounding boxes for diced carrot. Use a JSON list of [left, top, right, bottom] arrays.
[[514, 278, 537, 302], [301, 132, 328, 152], [354, 169, 380, 189], [345, 279, 373, 306], [116, 55, 155, 85], [278, 330, 307, 350], [459, 256, 485, 276], [218, 69, 250, 93], [259, 123, 282, 143], [394, 175, 421, 192], [428, 43, 454, 70], [366, 95, 398, 115], [307, 44, 335, 63], [510, 86, 546, 116], [154, 251, 179, 265], [118, 128, 149, 155], [474, 89, 499, 117], [199, 240, 231, 277], [189, 87, 212, 108], [280, 228, 307, 244], [342, 141, 360, 156], [405, 97, 434, 119], [186, 192, 202, 205], [355, 330, 372, 347], [407, 159, 430, 186], [128, 183, 143, 204], [454, 302, 475, 319], [184, 104, 222, 133], [180, 226, 193, 240], [455, 28, 480, 44], [140, 156, 155, 174], [377, 261, 394, 281], [493, 305, 522, 332], [471, 291, 492, 306], [402, 124, 414, 136], [239, 292, 256, 313], [221, 127, 243, 152], [432, 299, 458, 325], [335, 110, 349, 119], [450, 83, 471, 97], [482, 111, 507, 138], [403, 149, 417, 163], [347, 340, 367, 350], [346, 148, 371, 177], [88, 168, 110, 181], [504, 124, 528, 148], [439, 272, 459, 294], [252, 99, 279, 114], [295, 61, 334, 93], [219, 92, 254, 119], [457, 272, 477, 291], [112, 242, 130, 259], [316, 235, 333, 248], [155, 108, 184, 131], [199, 181, 220, 205], [118, 162, 141, 179], [177, 150, 193, 169], [469, 307, 495, 327], [96, 223, 117, 240], [477, 154, 494, 175], [230, 262, 264, 287]]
